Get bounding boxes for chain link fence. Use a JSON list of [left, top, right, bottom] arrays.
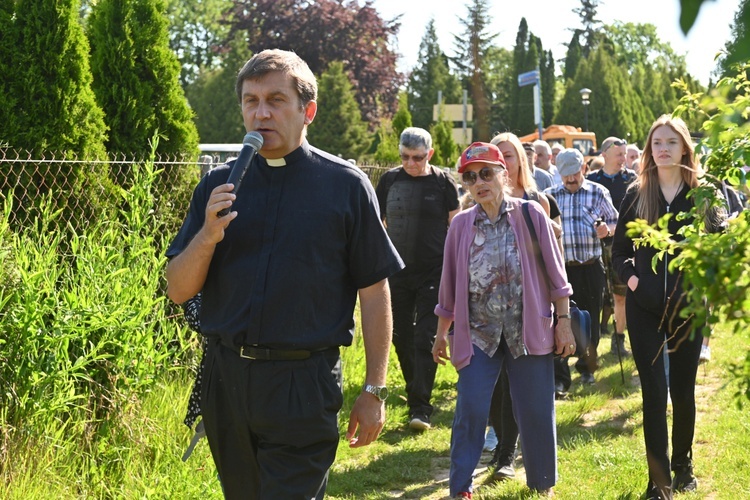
[[0, 149, 392, 236]]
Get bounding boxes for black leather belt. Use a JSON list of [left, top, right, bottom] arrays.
[[566, 258, 599, 267], [237, 345, 335, 361]]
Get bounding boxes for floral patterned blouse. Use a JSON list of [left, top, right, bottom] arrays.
[[468, 200, 525, 358]]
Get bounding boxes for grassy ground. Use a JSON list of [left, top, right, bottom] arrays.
[[2, 326, 749, 499]]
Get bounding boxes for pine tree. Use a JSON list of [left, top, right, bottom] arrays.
[[554, 45, 650, 145], [392, 92, 414, 139], [186, 34, 251, 143], [307, 62, 371, 161], [563, 30, 583, 82], [452, 0, 497, 141], [88, 0, 199, 159], [573, 0, 603, 56], [9, 0, 107, 157], [541, 49, 556, 126], [430, 117, 459, 169], [718, 0, 750, 77], [408, 19, 462, 130], [0, 0, 17, 144]]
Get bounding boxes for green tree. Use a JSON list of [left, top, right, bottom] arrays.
[[407, 19, 462, 130], [185, 34, 250, 143], [88, 0, 199, 159], [563, 29, 583, 82], [164, 0, 231, 86], [9, 0, 107, 157], [554, 45, 651, 145], [0, 0, 17, 145], [452, 0, 497, 142], [430, 116, 459, 169], [718, 0, 750, 77], [573, 0, 603, 56], [392, 92, 413, 139], [307, 62, 371, 161], [485, 45, 514, 135], [372, 92, 411, 165]]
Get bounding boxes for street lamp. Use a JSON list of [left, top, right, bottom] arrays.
[[579, 88, 592, 132]]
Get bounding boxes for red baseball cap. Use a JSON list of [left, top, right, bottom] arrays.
[[458, 142, 507, 173]]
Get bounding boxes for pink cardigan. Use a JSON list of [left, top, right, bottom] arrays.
[[434, 198, 573, 370]]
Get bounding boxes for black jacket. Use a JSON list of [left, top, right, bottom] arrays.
[[612, 184, 704, 322]]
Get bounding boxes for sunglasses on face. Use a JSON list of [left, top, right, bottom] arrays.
[[462, 166, 504, 186], [400, 153, 428, 162], [603, 139, 626, 152]]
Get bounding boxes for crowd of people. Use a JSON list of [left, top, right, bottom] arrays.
[[165, 49, 741, 499]]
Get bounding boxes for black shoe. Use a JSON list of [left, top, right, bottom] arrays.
[[611, 333, 631, 357], [492, 461, 515, 481], [672, 462, 697, 492], [580, 372, 596, 385], [408, 413, 431, 431], [644, 481, 672, 500], [554, 381, 568, 399]]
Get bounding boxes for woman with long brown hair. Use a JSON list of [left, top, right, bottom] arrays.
[[612, 115, 725, 499]]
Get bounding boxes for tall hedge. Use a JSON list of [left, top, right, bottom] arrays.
[[7, 0, 107, 157], [87, 0, 199, 160]]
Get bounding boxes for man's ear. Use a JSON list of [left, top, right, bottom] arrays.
[[304, 101, 317, 125], [427, 148, 436, 161]]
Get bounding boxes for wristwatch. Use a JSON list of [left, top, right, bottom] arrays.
[[363, 384, 389, 402]]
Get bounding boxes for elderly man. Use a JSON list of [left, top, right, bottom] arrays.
[[535, 139, 562, 186], [587, 137, 637, 357], [551, 143, 563, 166], [376, 127, 460, 431], [545, 148, 618, 393], [166, 49, 404, 499], [626, 143, 641, 173]]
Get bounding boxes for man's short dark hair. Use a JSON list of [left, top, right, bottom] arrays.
[[235, 49, 318, 107]]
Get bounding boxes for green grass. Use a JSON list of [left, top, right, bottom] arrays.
[[2, 326, 749, 499]]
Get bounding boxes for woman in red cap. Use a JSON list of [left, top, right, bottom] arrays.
[[433, 142, 575, 498]]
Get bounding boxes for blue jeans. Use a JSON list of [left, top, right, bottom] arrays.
[[450, 341, 557, 495]]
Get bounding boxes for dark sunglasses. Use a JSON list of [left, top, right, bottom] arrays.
[[603, 139, 626, 152], [400, 153, 428, 162], [462, 166, 504, 186]]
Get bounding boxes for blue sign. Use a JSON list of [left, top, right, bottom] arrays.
[[518, 70, 540, 87]]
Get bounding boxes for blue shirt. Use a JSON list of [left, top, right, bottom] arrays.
[[167, 142, 404, 349], [545, 180, 618, 264]]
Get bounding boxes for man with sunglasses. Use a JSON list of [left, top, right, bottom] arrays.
[[545, 148, 618, 393], [376, 127, 461, 431], [586, 137, 637, 358]]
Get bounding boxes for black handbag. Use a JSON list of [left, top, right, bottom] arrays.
[[521, 202, 592, 358]]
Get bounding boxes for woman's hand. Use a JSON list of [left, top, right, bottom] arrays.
[[432, 330, 450, 365], [554, 318, 576, 358], [628, 275, 639, 292]]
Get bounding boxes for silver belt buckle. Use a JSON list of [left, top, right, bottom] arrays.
[[239, 345, 257, 359]]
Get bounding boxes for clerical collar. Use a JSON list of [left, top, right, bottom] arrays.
[[260, 141, 309, 168]]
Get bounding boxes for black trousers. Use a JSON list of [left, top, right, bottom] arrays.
[[488, 361, 518, 462], [389, 265, 441, 417], [201, 338, 343, 499], [554, 260, 604, 388], [626, 290, 702, 489]]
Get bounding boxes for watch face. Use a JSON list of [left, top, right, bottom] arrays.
[[366, 385, 388, 401]]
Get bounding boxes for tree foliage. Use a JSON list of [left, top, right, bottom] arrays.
[[163, 0, 232, 87], [7, 0, 107, 158], [554, 45, 651, 144], [307, 62, 371, 161], [430, 117, 459, 169], [407, 19, 462, 130], [573, 0, 603, 57], [224, 0, 401, 128], [185, 34, 250, 143], [718, 0, 750, 77], [451, 0, 497, 142], [87, 0, 199, 159]]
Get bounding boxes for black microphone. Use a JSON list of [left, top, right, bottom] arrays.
[[217, 131, 264, 217]]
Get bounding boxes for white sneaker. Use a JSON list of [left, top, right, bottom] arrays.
[[408, 414, 431, 431], [483, 426, 498, 451], [699, 345, 711, 364]]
